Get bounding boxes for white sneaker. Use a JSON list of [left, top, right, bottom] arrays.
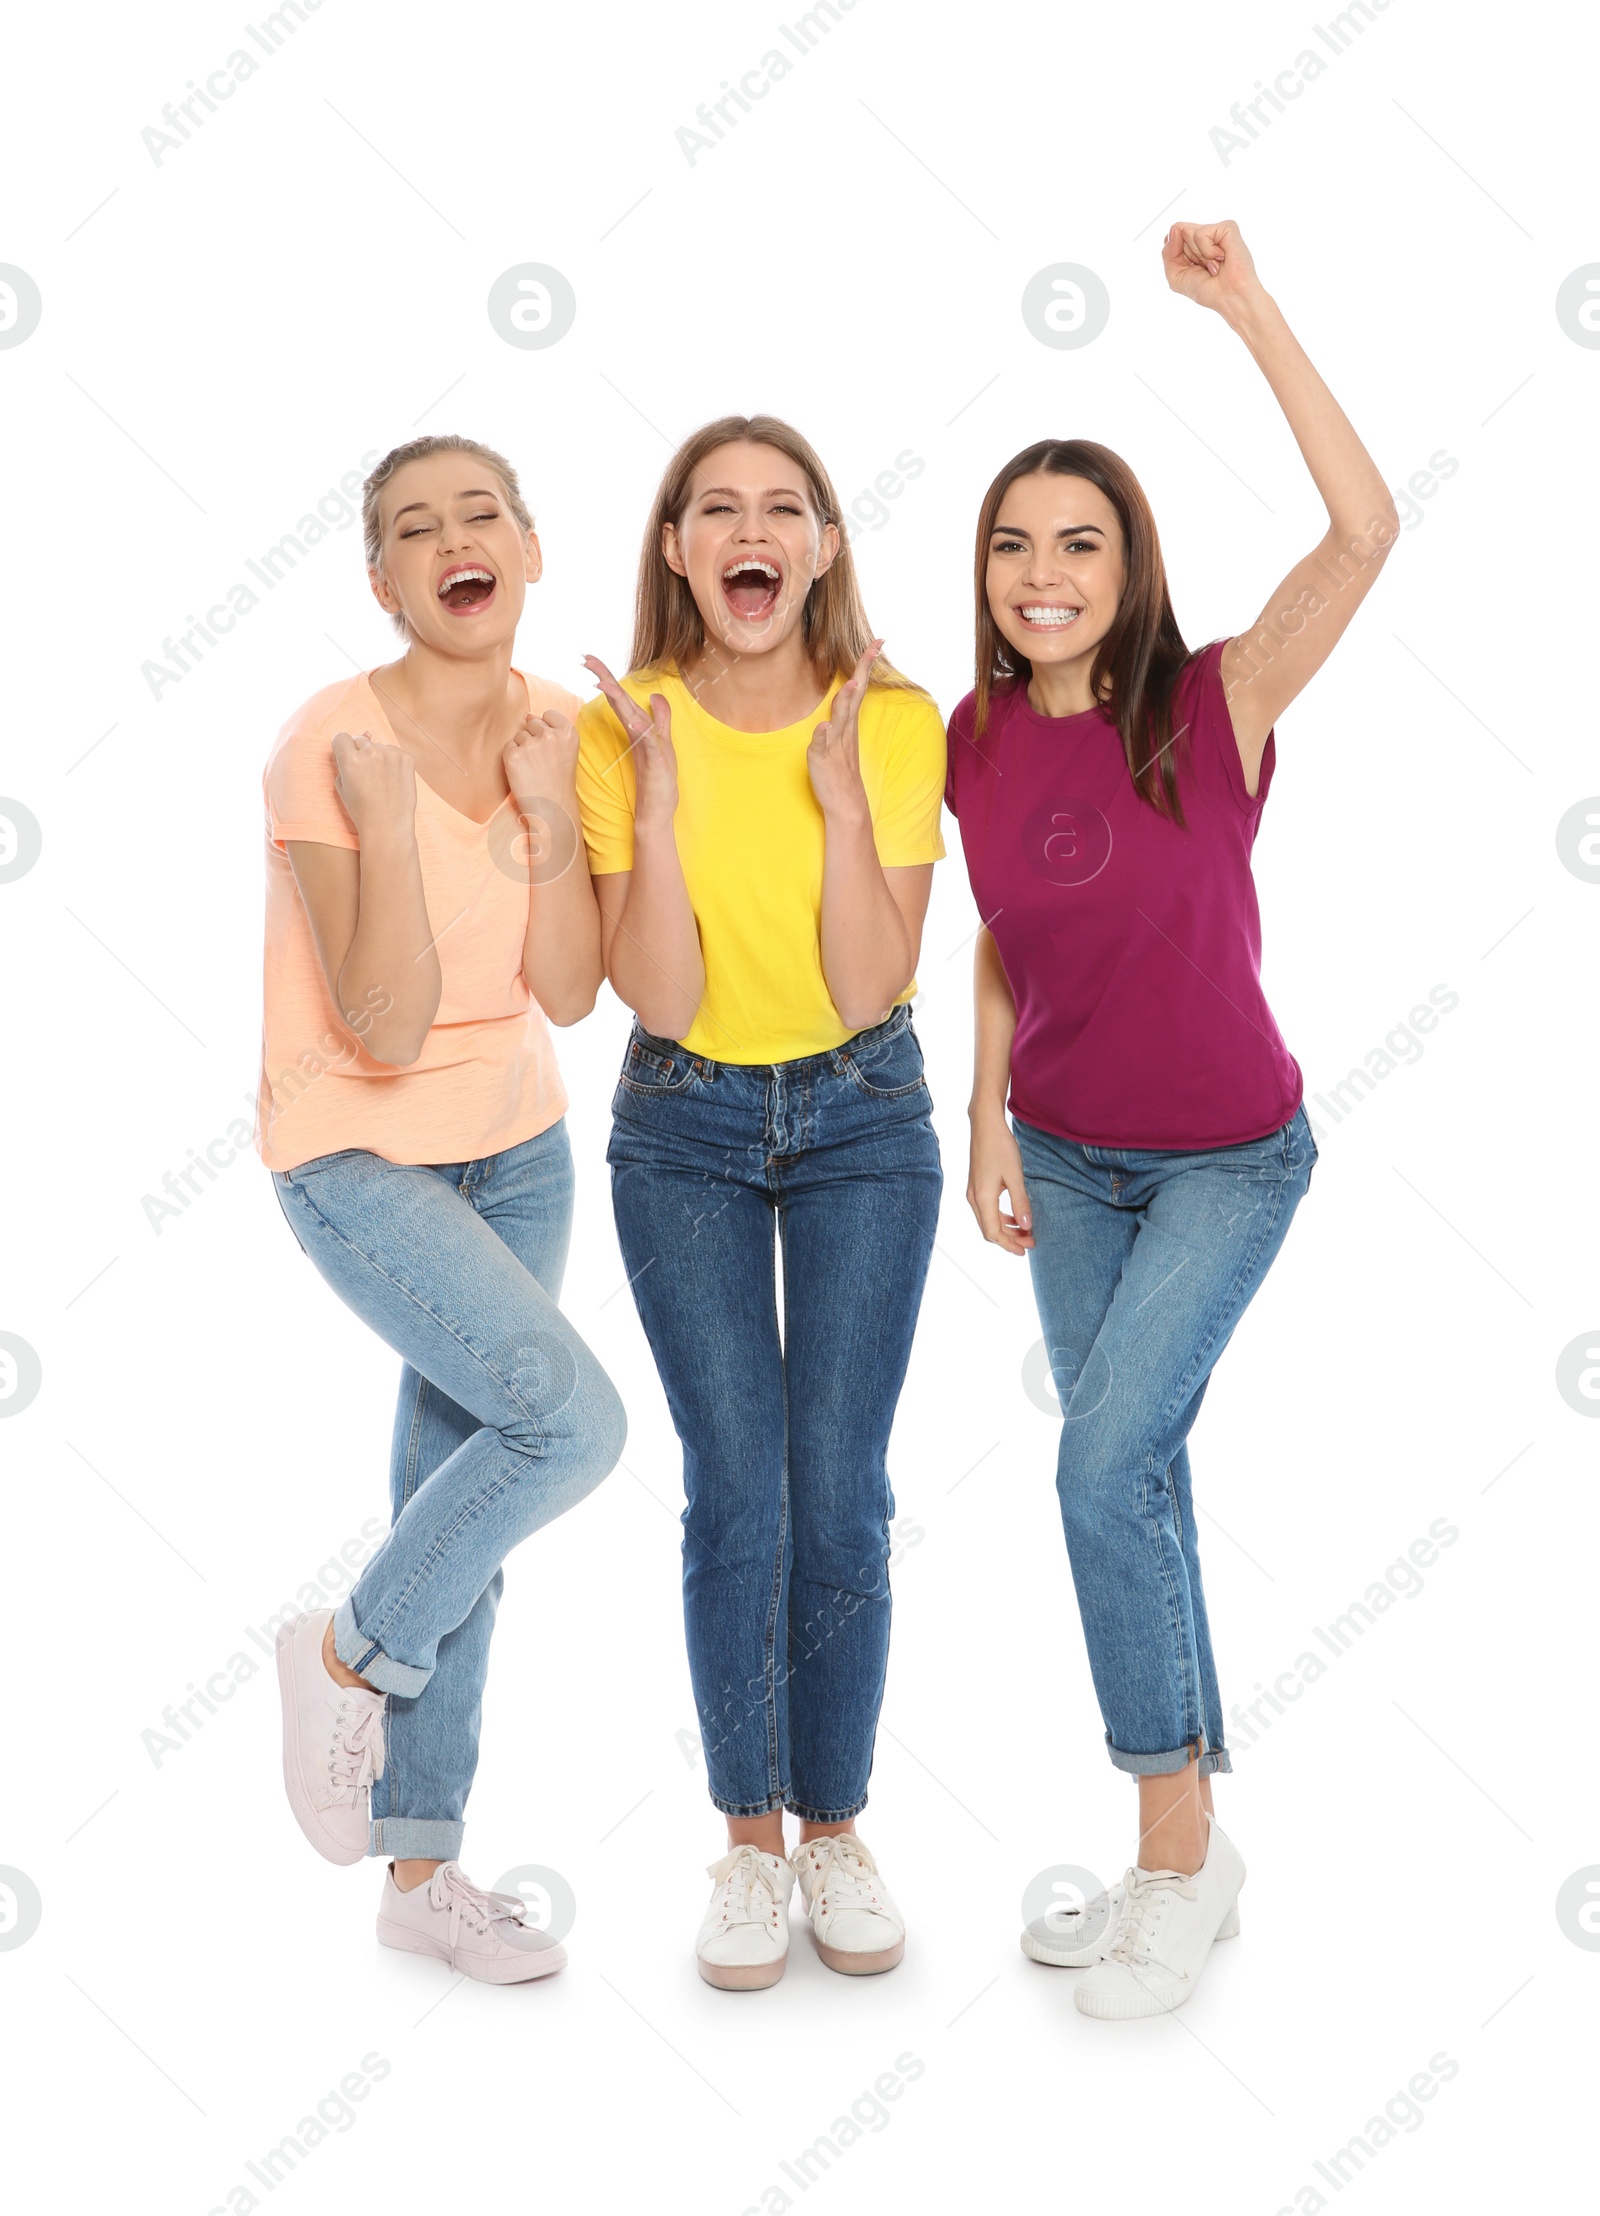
[[1023, 1883, 1239, 1967], [1074, 1818, 1245, 2018], [790, 1834, 905, 1976], [377, 1862, 566, 1983], [696, 1846, 793, 1990], [275, 1609, 386, 1865]]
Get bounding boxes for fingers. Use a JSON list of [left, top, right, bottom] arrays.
[[1168, 220, 1236, 276], [813, 640, 881, 750], [966, 1178, 1031, 1255], [583, 654, 651, 742], [1007, 1169, 1034, 1237], [850, 637, 884, 692]]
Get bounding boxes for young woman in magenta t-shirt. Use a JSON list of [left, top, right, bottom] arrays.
[[260, 434, 626, 1982], [948, 222, 1399, 2018], [576, 416, 947, 1989]]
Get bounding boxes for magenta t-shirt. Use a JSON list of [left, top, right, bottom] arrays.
[[945, 639, 1302, 1151]]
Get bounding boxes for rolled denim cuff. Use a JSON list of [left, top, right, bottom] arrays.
[[333, 1596, 430, 1699], [707, 1787, 789, 1819], [1105, 1733, 1207, 1779], [370, 1816, 464, 1861], [785, 1795, 869, 1823]]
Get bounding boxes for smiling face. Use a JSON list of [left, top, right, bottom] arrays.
[[370, 453, 540, 651], [663, 440, 839, 662], [985, 471, 1126, 683]]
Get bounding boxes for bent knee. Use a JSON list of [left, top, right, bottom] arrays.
[[498, 1348, 627, 1493]]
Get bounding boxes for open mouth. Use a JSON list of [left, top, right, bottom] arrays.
[[721, 558, 782, 622], [437, 565, 497, 614], [1016, 603, 1083, 632]]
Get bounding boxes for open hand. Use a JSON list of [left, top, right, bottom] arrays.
[[807, 639, 880, 822], [1162, 220, 1262, 315], [584, 656, 679, 832]]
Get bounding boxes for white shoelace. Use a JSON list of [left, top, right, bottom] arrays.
[[797, 1835, 887, 1919], [327, 1694, 385, 1793], [425, 1863, 530, 1946], [1105, 1865, 1197, 1969], [706, 1845, 784, 1932]]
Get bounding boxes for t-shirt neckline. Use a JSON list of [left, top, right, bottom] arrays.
[[999, 680, 1114, 734], [660, 665, 842, 742], [360, 668, 532, 828]]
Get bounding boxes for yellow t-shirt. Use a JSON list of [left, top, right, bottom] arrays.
[[576, 668, 947, 1064]]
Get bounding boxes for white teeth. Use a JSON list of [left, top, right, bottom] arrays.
[[1020, 605, 1080, 626], [438, 567, 495, 597], [722, 559, 780, 582]]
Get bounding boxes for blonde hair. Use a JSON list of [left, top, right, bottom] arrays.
[[629, 414, 922, 693], [362, 435, 533, 639]]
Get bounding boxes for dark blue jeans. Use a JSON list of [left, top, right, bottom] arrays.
[[608, 1007, 942, 1821]]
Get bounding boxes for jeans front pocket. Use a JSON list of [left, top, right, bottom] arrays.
[[615, 1030, 704, 1100], [837, 1013, 929, 1101]]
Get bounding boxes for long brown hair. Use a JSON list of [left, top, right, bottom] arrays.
[[974, 439, 1192, 821], [629, 414, 922, 693]]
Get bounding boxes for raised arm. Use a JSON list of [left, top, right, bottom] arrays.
[[501, 707, 604, 1026], [1163, 220, 1400, 795], [287, 730, 440, 1067], [807, 645, 932, 1030], [584, 659, 706, 1042]]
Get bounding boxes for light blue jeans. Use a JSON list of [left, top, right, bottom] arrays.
[[1015, 1104, 1317, 1779], [272, 1120, 626, 1858]]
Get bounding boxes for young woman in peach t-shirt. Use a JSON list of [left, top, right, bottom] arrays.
[[259, 434, 624, 1983]]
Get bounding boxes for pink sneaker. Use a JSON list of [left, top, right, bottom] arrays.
[[377, 1863, 567, 1983], [275, 1609, 386, 1866]]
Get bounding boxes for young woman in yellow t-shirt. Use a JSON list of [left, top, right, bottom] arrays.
[[577, 415, 946, 1989]]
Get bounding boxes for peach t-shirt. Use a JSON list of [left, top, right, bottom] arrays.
[[255, 669, 574, 1173]]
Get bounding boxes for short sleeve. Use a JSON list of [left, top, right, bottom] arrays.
[[1179, 639, 1273, 815], [867, 691, 948, 867], [521, 674, 585, 728], [575, 694, 640, 874], [943, 695, 975, 817], [264, 705, 360, 852]]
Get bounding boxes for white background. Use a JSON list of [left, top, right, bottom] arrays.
[[2, 1, 1594, 2210]]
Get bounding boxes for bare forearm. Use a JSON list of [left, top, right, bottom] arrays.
[[609, 827, 706, 1040], [1226, 289, 1394, 538], [818, 813, 913, 1030], [521, 796, 604, 1024], [338, 832, 441, 1065], [970, 928, 1016, 1127]]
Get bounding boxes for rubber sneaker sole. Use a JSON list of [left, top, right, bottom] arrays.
[[814, 1933, 905, 1976], [1022, 1896, 1240, 1968], [377, 1918, 566, 1983]]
